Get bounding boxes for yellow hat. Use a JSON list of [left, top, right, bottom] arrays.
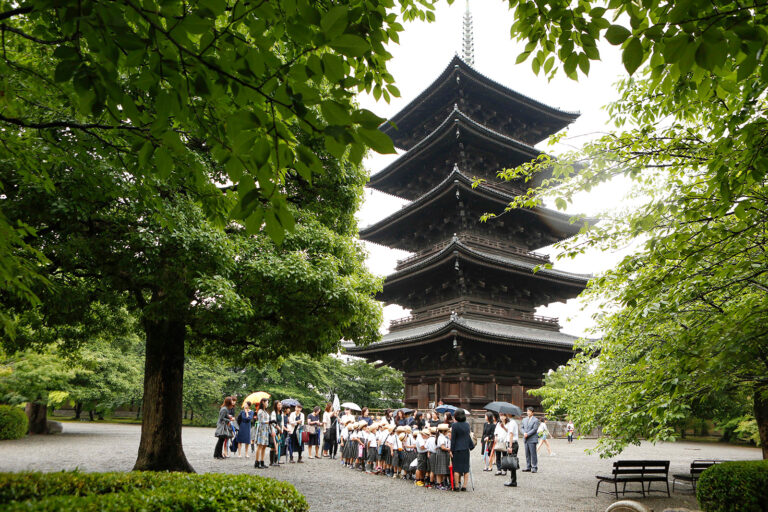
[[437, 423, 450, 431]]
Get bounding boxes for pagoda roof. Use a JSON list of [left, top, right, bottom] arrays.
[[346, 315, 580, 356], [381, 55, 580, 150], [369, 107, 540, 200], [387, 236, 591, 286], [359, 168, 587, 251]]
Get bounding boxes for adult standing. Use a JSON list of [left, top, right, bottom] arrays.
[[521, 407, 540, 473], [270, 401, 285, 465], [223, 395, 237, 458], [394, 410, 406, 426], [235, 402, 254, 458], [288, 404, 305, 463], [428, 411, 440, 428], [384, 408, 394, 425], [253, 398, 271, 468], [481, 412, 496, 471], [307, 406, 322, 459], [322, 403, 332, 457], [566, 420, 575, 444], [359, 407, 373, 426], [494, 414, 509, 476], [214, 397, 235, 459], [450, 409, 472, 492], [504, 414, 520, 487]]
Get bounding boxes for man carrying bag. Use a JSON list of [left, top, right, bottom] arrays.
[[501, 414, 520, 487]]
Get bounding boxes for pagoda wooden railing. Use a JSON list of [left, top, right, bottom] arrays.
[[389, 300, 560, 330], [395, 233, 549, 270]]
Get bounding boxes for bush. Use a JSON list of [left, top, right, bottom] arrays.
[[0, 471, 308, 511], [0, 405, 28, 440], [697, 460, 768, 512]]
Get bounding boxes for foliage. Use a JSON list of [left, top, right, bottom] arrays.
[[0, 0, 444, 335], [233, 354, 403, 412], [696, 460, 768, 512], [0, 350, 74, 406], [0, 471, 308, 511], [502, 0, 768, 457], [0, 405, 28, 440]]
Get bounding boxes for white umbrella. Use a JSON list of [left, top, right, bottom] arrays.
[[340, 401, 361, 412], [332, 394, 340, 411]]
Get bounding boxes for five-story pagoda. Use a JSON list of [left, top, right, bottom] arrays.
[[348, 7, 590, 411]]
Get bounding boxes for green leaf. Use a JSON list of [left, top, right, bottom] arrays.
[[322, 54, 345, 83], [605, 25, 631, 46], [622, 37, 644, 75], [356, 128, 395, 154], [329, 34, 369, 57], [54, 61, 78, 83], [154, 147, 173, 179], [320, 6, 348, 39], [320, 100, 352, 126], [254, 138, 271, 167]]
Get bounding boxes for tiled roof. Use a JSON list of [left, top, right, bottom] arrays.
[[346, 315, 583, 353]]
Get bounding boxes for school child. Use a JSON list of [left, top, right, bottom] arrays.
[[392, 428, 405, 479], [434, 424, 452, 490], [381, 423, 395, 476], [402, 427, 417, 480], [375, 421, 387, 474], [355, 421, 367, 470], [340, 418, 352, 467], [348, 421, 360, 469], [414, 429, 429, 487], [425, 426, 438, 488], [365, 424, 378, 473]]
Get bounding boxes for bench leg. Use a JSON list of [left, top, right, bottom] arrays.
[[641, 480, 646, 498], [666, 479, 670, 497], [615, 481, 619, 499], [595, 480, 600, 497]]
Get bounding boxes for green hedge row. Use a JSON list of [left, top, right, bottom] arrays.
[[0, 471, 308, 511], [697, 460, 768, 512], [0, 405, 28, 440]]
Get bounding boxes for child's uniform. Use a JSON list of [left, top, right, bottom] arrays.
[[403, 434, 417, 473], [366, 431, 377, 471], [349, 429, 359, 465], [377, 429, 389, 466], [416, 434, 429, 474], [433, 432, 451, 476], [390, 435, 403, 470], [425, 434, 437, 474], [340, 425, 350, 460]]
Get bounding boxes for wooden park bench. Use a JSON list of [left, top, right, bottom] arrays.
[[672, 460, 722, 492], [595, 460, 671, 499]]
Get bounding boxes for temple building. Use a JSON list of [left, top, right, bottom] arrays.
[[348, 7, 591, 411]]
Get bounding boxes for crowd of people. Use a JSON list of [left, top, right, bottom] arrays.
[[214, 396, 566, 491]]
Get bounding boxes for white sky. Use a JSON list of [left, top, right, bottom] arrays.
[[355, 1, 635, 338]]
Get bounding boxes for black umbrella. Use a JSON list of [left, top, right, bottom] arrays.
[[483, 401, 522, 417]]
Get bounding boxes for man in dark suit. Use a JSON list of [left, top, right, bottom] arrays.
[[520, 406, 540, 473]]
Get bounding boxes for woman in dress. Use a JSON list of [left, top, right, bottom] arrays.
[[235, 401, 254, 457], [214, 397, 234, 459], [450, 409, 473, 491], [253, 398, 271, 468], [481, 412, 496, 471]]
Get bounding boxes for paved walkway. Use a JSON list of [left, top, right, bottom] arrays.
[[0, 423, 761, 511]]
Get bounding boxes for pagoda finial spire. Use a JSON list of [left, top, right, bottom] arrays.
[[462, 0, 474, 67]]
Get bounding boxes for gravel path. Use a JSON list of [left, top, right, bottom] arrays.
[[0, 422, 761, 511]]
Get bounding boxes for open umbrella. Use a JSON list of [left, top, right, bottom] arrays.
[[340, 401, 361, 412], [242, 391, 270, 408], [435, 404, 458, 414], [281, 398, 301, 407], [397, 407, 414, 414], [483, 401, 522, 417]]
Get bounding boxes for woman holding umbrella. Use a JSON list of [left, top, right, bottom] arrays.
[[253, 398, 271, 469]]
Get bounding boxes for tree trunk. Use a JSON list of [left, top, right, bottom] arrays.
[[74, 402, 82, 420], [26, 402, 48, 434], [133, 317, 194, 472], [754, 382, 768, 460]]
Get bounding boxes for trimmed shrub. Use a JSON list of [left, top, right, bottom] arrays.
[[0, 405, 28, 440], [697, 460, 768, 512], [0, 471, 308, 511]]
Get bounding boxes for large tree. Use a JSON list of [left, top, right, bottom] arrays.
[[0, 0, 438, 334], [498, 0, 768, 457]]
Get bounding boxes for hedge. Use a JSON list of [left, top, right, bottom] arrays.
[[697, 460, 768, 512], [0, 405, 28, 440], [0, 471, 308, 511]]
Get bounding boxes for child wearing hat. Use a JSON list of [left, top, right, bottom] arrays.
[[434, 424, 452, 490], [340, 418, 352, 467], [365, 424, 378, 473], [425, 427, 438, 488], [403, 428, 417, 480], [414, 429, 430, 487]]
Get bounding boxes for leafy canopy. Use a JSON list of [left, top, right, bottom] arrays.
[[500, 0, 768, 456]]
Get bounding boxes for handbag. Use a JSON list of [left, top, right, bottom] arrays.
[[301, 431, 310, 443], [500, 455, 519, 471]]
